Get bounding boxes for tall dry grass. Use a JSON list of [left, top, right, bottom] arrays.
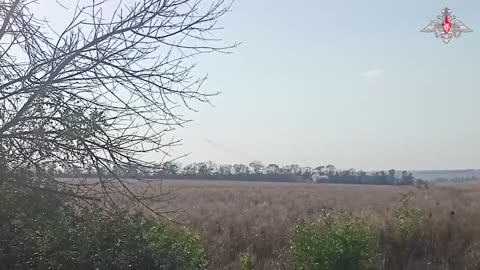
[[125, 180, 480, 269]]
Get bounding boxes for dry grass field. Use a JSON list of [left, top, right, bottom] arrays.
[[120, 180, 480, 269]]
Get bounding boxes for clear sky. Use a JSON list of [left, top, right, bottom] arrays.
[[167, 0, 480, 171], [35, 1, 480, 171]]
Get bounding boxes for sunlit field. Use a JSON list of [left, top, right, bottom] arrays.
[[116, 180, 480, 269]]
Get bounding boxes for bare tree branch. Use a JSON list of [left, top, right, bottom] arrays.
[[0, 0, 237, 216]]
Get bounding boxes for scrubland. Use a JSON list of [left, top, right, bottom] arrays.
[[124, 180, 480, 269]]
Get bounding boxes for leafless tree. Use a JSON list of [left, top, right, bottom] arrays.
[[0, 0, 236, 214]]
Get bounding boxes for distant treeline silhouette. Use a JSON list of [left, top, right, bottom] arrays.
[[431, 176, 480, 183], [56, 161, 415, 185]]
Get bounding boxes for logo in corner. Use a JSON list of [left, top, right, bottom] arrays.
[[421, 7, 472, 44]]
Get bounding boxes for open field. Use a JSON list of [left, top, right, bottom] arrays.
[[120, 180, 480, 269]]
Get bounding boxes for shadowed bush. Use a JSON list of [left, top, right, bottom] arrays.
[[238, 249, 256, 270], [0, 183, 207, 270], [379, 194, 480, 270], [288, 212, 376, 270]]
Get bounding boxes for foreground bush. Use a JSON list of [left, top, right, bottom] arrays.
[[238, 249, 256, 270], [27, 212, 207, 270], [379, 195, 480, 270], [0, 184, 207, 270], [379, 197, 431, 269], [287, 197, 480, 270], [145, 220, 208, 270], [288, 213, 376, 270]]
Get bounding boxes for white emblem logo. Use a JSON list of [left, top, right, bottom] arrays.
[[421, 7, 472, 44]]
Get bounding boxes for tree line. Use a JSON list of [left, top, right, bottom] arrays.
[[56, 161, 416, 186]]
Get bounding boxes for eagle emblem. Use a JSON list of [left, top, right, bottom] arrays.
[[421, 7, 472, 44]]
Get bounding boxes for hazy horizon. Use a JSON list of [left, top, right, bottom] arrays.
[[161, 159, 480, 173]]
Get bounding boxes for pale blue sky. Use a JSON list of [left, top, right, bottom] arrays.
[[169, 0, 480, 170], [35, 1, 480, 170]]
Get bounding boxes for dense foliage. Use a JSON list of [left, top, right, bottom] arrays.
[[286, 196, 480, 270], [57, 161, 415, 185], [289, 213, 376, 270], [0, 185, 207, 270], [378, 196, 480, 270]]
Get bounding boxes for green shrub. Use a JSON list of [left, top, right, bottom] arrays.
[[288, 213, 376, 270], [385, 197, 429, 244], [238, 249, 256, 270], [0, 181, 66, 267], [26, 211, 207, 270], [379, 198, 430, 269], [379, 194, 480, 269], [144, 220, 208, 270], [1, 184, 208, 270]]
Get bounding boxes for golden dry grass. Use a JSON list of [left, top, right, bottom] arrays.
[[122, 180, 480, 269]]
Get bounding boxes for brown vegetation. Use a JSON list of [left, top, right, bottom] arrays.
[[120, 180, 480, 269]]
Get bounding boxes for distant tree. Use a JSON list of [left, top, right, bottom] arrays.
[[416, 179, 429, 189], [182, 164, 198, 177], [301, 167, 313, 180], [208, 161, 219, 176], [145, 161, 416, 185], [357, 170, 367, 184], [379, 171, 388, 185], [388, 169, 396, 185], [289, 164, 301, 175], [266, 164, 280, 174], [161, 162, 179, 177], [130, 160, 417, 186], [401, 171, 414, 185], [197, 162, 212, 176], [314, 166, 326, 175], [233, 164, 248, 175], [326, 165, 336, 176], [219, 164, 233, 176], [249, 161, 264, 174]]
